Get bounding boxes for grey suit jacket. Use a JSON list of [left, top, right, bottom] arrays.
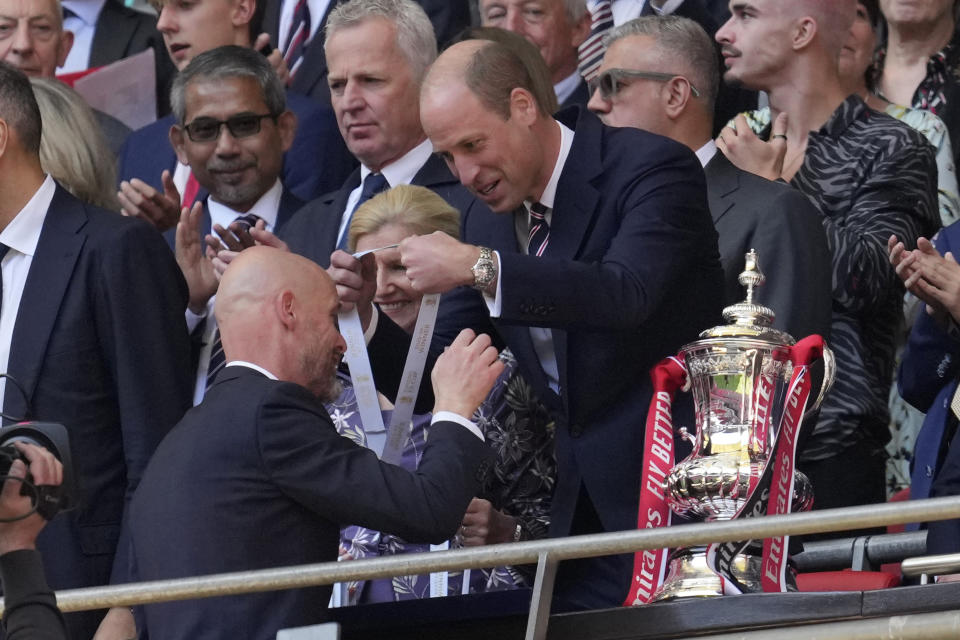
[[706, 151, 833, 340]]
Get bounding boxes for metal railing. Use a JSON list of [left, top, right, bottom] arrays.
[[7, 496, 960, 639]]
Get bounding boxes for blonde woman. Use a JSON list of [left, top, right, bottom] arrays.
[[330, 185, 556, 603], [29, 78, 119, 211]]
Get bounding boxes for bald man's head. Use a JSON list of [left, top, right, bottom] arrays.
[[216, 247, 345, 400]]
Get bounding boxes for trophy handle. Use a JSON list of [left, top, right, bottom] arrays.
[[803, 343, 835, 418]]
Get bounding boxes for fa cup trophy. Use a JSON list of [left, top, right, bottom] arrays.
[[625, 250, 835, 604]]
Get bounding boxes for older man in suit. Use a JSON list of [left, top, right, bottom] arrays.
[[331, 35, 724, 608], [588, 15, 831, 339], [0, 61, 192, 639], [478, 0, 592, 109], [129, 246, 500, 639]]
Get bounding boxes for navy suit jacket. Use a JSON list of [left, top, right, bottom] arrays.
[[89, 0, 177, 116], [117, 92, 356, 204], [370, 107, 723, 545], [129, 366, 491, 640], [706, 151, 832, 339], [261, 0, 471, 105], [559, 78, 590, 111], [899, 221, 960, 549], [2, 186, 193, 639]]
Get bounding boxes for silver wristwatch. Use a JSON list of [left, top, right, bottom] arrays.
[[471, 247, 497, 293]]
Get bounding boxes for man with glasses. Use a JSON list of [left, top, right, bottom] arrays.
[[588, 15, 831, 339], [116, 0, 356, 231], [332, 34, 724, 609], [168, 45, 306, 411]]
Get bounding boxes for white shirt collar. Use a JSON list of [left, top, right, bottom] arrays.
[[528, 120, 574, 211], [554, 70, 582, 107], [225, 361, 279, 380], [695, 140, 718, 168], [0, 175, 56, 258], [61, 0, 107, 26], [360, 138, 433, 189], [207, 179, 283, 231]]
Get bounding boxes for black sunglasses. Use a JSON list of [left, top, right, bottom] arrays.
[[182, 113, 279, 143], [589, 68, 701, 100]]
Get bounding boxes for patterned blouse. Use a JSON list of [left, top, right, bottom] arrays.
[[325, 349, 556, 604], [738, 96, 940, 461], [871, 28, 960, 119]]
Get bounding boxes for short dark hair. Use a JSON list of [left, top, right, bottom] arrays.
[[0, 62, 42, 155], [170, 45, 286, 124], [451, 26, 559, 114], [464, 36, 557, 119]]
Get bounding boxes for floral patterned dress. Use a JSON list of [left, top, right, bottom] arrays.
[[326, 349, 556, 604]]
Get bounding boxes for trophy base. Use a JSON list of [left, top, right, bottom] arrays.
[[651, 547, 796, 601]]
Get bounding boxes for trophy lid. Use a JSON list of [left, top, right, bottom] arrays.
[[697, 250, 795, 345]]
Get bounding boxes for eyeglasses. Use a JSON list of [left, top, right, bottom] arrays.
[[182, 113, 278, 143], [588, 68, 701, 100]]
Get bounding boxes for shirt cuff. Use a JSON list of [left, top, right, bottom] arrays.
[[432, 410, 484, 441], [363, 305, 380, 344], [483, 250, 503, 318], [185, 305, 208, 333]]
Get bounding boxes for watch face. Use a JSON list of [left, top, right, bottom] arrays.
[[473, 262, 494, 286]]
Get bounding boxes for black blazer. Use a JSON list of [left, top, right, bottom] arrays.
[[261, 0, 471, 104], [706, 151, 833, 339], [130, 366, 491, 640], [90, 0, 177, 116], [2, 186, 193, 639]]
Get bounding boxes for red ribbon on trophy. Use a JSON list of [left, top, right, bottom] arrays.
[[706, 334, 825, 594], [760, 335, 823, 592], [623, 356, 687, 606]]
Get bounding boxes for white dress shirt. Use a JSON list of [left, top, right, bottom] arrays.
[[484, 121, 574, 395], [695, 139, 718, 168], [188, 179, 284, 405], [0, 176, 56, 412], [59, 0, 108, 73], [277, 0, 331, 52], [554, 70, 583, 107], [337, 138, 433, 247]]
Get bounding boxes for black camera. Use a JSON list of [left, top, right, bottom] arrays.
[[0, 422, 76, 520]]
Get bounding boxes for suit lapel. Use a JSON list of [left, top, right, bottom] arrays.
[[547, 108, 601, 261], [5, 188, 86, 421], [704, 151, 739, 225], [89, 2, 134, 67], [276, 188, 306, 231], [289, 0, 342, 98]]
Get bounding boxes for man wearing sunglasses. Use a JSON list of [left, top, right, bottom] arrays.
[[588, 16, 832, 341], [168, 45, 307, 411]]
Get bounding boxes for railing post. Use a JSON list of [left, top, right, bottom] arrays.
[[525, 551, 557, 640]]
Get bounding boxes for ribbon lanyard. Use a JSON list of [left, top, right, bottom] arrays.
[[337, 245, 441, 464]]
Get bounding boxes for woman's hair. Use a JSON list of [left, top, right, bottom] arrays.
[[30, 78, 119, 210], [348, 184, 460, 251]]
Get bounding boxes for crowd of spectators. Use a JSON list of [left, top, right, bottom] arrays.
[[0, 0, 958, 637]]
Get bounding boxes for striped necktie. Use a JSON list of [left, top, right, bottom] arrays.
[[578, 0, 614, 82], [205, 213, 263, 391], [283, 0, 312, 81], [527, 202, 550, 257]]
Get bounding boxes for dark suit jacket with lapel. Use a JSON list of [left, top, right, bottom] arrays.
[[262, 0, 471, 105], [129, 366, 491, 640], [899, 221, 960, 551], [2, 186, 193, 638], [363, 108, 724, 604], [161, 185, 305, 251], [706, 151, 832, 339], [90, 0, 177, 117], [117, 92, 356, 204]]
